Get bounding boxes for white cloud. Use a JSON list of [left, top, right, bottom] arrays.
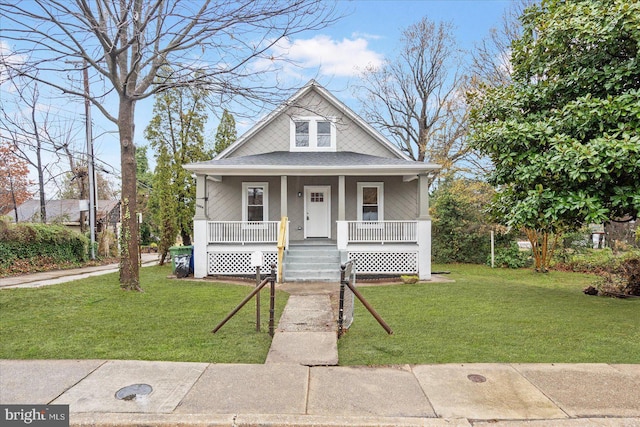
[[259, 35, 384, 78], [350, 31, 383, 41]]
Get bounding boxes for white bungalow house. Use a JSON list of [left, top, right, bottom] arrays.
[[184, 80, 440, 281]]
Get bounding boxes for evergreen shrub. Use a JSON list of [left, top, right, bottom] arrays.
[[0, 219, 88, 273]]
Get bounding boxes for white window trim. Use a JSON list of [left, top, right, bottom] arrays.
[[290, 116, 337, 152], [242, 182, 269, 223], [357, 182, 384, 223]]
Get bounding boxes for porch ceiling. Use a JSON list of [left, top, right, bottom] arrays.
[[184, 151, 440, 176]]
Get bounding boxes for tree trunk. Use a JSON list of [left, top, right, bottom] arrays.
[[8, 168, 19, 223], [181, 230, 191, 246], [525, 228, 560, 273], [118, 98, 142, 291]]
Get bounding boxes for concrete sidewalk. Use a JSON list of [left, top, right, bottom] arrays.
[[1, 360, 639, 426]]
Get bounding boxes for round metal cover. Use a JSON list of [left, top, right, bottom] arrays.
[[115, 384, 153, 400], [467, 374, 487, 383]]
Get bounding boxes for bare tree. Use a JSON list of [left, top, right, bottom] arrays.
[[0, 79, 81, 222], [0, 0, 339, 291], [468, 0, 535, 89], [354, 17, 469, 173]]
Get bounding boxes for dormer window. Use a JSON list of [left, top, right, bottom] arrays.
[[290, 116, 336, 151], [295, 121, 309, 147]]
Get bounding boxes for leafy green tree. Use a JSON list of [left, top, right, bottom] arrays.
[[431, 177, 511, 264], [468, 0, 640, 271], [145, 70, 212, 251], [214, 109, 237, 155], [135, 146, 155, 246], [147, 145, 177, 264]]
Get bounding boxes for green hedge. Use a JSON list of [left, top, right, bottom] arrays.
[[0, 220, 88, 271]]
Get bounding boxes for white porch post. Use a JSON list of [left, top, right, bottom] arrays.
[[337, 221, 348, 251], [418, 174, 431, 220], [280, 175, 288, 217], [193, 174, 208, 278], [417, 174, 432, 280], [338, 175, 345, 221], [193, 220, 207, 278], [337, 176, 347, 257], [417, 220, 432, 280]]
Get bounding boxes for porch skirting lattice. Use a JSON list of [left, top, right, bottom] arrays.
[[347, 250, 418, 274], [208, 251, 278, 275]]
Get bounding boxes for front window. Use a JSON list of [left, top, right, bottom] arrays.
[[357, 182, 384, 221], [290, 116, 336, 151], [242, 182, 268, 222]]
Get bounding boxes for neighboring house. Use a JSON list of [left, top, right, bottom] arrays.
[[8, 199, 121, 235], [184, 80, 440, 281]]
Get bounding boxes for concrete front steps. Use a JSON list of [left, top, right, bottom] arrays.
[[283, 244, 341, 282]]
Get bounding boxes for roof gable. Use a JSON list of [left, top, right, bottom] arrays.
[[217, 80, 409, 160]]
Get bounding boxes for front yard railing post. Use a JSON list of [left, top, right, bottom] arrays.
[[338, 264, 347, 338], [269, 264, 276, 337], [255, 265, 261, 332]]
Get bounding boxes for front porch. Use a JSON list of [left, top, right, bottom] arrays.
[[193, 219, 431, 281]]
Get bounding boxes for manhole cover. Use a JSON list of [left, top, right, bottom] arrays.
[[115, 384, 153, 400], [467, 374, 487, 383]]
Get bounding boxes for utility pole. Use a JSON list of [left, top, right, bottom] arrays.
[[83, 60, 97, 260]]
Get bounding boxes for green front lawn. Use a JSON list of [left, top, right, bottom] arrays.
[[0, 265, 287, 363], [2, 264, 638, 365], [338, 264, 640, 365]]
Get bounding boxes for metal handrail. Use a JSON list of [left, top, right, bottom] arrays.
[[338, 261, 393, 338], [276, 217, 288, 283], [212, 264, 277, 336]]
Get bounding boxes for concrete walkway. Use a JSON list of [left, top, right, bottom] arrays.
[[266, 281, 339, 365], [1, 266, 639, 426]]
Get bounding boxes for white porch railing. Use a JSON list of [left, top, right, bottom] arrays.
[[208, 221, 279, 244], [347, 220, 417, 243]]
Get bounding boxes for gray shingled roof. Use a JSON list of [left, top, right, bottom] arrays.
[[7, 199, 120, 223]]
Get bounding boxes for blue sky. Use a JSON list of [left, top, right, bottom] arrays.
[[151, 0, 512, 160], [2, 0, 514, 195]]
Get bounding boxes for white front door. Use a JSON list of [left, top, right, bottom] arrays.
[[304, 186, 331, 238]]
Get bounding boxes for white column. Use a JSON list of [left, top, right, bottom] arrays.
[[193, 220, 208, 278], [338, 175, 345, 221], [193, 174, 208, 278], [418, 174, 431, 220], [337, 221, 348, 251], [417, 220, 432, 280], [280, 175, 288, 218], [194, 174, 207, 220]]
